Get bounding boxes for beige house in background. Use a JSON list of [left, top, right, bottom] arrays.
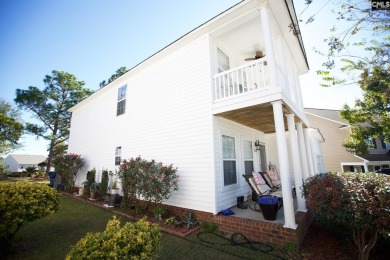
[[305, 108, 390, 173]]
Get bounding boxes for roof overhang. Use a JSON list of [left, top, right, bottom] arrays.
[[69, 0, 309, 112]]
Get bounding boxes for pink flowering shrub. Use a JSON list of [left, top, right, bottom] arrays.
[[52, 153, 85, 191], [117, 156, 179, 211]]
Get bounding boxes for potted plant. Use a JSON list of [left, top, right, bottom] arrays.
[[89, 182, 100, 199], [110, 179, 119, 194], [108, 179, 119, 207], [78, 181, 88, 196], [151, 205, 166, 220]]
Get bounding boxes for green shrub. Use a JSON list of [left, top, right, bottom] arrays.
[[304, 172, 390, 260], [32, 171, 47, 179], [0, 182, 60, 252], [86, 168, 96, 191], [0, 165, 8, 179], [100, 169, 109, 199], [200, 220, 218, 233], [66, 216, 161, 259], [24, 166, 37, 174], [117, 156, 179, 210]]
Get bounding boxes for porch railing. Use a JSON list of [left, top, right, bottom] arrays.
[[213, 58, 270, 101]]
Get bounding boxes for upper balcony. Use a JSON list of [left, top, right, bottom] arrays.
[[209, 1, 309, 129]]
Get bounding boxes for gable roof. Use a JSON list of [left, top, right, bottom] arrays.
[[6, 154, 46, 164], [304, 108, 349, 125], [69, 0, 307, 113]]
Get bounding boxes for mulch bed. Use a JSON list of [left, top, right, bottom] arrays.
[[63, 192, 388, 259], [62, 192, 200, 237], [299, 222, 388, 260]]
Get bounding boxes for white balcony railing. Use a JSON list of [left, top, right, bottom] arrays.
[[213, 58, 270, 101]]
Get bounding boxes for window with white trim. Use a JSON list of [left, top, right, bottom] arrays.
[[117, 85, 127, 116], [242, 140, 254, 175], [222, 135, 237, 186], [217, 48, 230, 73], [115, 146, 121, 165]]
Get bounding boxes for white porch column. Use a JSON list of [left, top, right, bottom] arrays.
[[276, 37, 290, 96], [272, 101, 297, 229], [296, 122, 310, 180], [286, 114, 306, 212], [260, 5, 278, 89], [304, 129, 315, 176]]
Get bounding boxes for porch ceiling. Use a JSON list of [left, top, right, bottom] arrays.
[[215, 102, 296, 134]]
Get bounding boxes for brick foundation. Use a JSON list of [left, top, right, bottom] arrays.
[[165, 204, 313, 247]]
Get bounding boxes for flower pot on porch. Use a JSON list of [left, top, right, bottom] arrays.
[[258, 195, 279, 221]]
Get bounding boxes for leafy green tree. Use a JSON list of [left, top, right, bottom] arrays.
[[304, 172, 390, 260], [0, 99, 23, 155], [340, 62, 390, 154], [14, 70, 93, 173], [99, 66, 128, 88], [301, 1, 389, 153], [301, 0, 389, 87]]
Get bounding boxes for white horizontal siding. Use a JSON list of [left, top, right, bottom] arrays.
[[69, 34, 216, 213], [213, 116, 267, 212]]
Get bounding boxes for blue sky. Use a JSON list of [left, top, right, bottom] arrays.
[[0, 0, 363, 156]]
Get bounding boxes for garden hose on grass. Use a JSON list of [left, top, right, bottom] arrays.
[[196, 232, 285, 259]]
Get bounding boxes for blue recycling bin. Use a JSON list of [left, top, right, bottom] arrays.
[[48, 171, 56, 187], [258, 195, 279, 220]]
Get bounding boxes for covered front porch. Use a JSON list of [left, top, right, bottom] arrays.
[[213, 198, 313, 247], [214, 99, 320, 230]]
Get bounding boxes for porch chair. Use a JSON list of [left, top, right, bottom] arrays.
[[262, 167, 296, 198], [242, 172, 283, 210]]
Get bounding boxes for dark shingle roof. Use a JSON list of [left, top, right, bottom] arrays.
[[357, 151, 390, 162]]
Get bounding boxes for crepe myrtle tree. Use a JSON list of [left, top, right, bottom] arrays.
[[52, 153, 85, 191], [303, 172, 390, 260]]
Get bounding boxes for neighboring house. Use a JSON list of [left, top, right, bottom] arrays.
[[4, 154, 46, 173], [68, 0, 324, 239], [305, 108, 390, 172]]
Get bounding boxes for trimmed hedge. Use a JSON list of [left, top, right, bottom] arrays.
[[66, 216, 161, 259], [0, 182, 60, 252]]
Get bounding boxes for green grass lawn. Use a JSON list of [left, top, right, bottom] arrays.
[[6, 195, 285, 260]]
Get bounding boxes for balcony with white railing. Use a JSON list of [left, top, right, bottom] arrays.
[[210, 1, 306, 124], [213, 58, 270, 101], [212, 56, 303, 115]]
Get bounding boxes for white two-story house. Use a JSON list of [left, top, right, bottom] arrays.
[[68, 0, 324, 241]]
